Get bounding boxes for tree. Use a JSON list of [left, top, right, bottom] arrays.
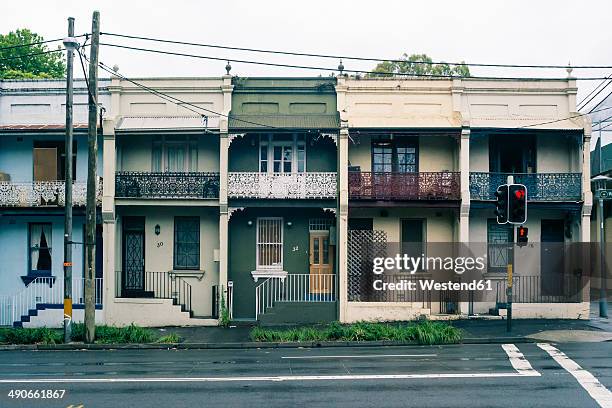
[[370, 53, 470, 78], [0, 29, 65, 79]]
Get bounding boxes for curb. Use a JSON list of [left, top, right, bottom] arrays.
[[0, 336, 532, 351]]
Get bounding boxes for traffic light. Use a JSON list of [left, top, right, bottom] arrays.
[[508, 184, 527, 224], [494, 184, 508, 224], [517, 226, 528, 245]]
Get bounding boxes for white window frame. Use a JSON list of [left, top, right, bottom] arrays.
[[256, 217, 284, 270], [152, 135, 198, 172], [259, 134, 306, 174]]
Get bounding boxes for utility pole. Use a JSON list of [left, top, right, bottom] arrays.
[[599, 183, 608, 318], [62, 17, 78, 343], [84, 10, 100, 344]]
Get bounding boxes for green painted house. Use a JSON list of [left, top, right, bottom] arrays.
[[227, 77, 340, 323]]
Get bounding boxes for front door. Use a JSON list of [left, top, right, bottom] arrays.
[[122, 217, 145, 297], [309, 233, 333, 295], [541, 220, 565, 297]]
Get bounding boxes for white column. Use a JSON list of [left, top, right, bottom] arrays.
[[101, 118, 116, 320], [459, 127, 470, 242], [581, 130, 592, 243], [338, 123, 349, 322], [218, 74, 233, 320]]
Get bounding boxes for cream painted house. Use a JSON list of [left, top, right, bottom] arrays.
[[102, 76, 232, 327], [336, 75, 592, 322]]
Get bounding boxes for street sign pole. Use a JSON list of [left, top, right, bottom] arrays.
[[599, 195, 608, 318], [506, 176, 514, 332]]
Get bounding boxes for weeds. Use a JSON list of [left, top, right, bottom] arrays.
[[250, 321, 463, 345]]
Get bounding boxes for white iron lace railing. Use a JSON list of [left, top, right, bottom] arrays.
[[255, 273, 336, 319], [228, 172, 337, 199], [0, 277, 103, 327], [0, 179, 102, 207]]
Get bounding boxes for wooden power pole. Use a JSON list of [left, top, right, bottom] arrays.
[[63, 17, 77, 343], [84, 10, 100, 344]]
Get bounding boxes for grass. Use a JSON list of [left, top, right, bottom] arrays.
[[0, 324, 181, 345], [250, 321, 463, 345]]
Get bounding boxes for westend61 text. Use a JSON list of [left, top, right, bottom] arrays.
[[373, 279, 493, 291]]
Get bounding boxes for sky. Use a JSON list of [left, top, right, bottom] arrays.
[[2, 0, 612, 139]]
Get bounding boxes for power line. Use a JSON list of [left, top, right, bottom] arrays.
[[578, 79, 612, 112], [98, 42, 610, 81], [520, 106, 612, 128], [0, 48, 64, 63], [0, 34, 86, 52], [100, 32, 612, 70], [577, 74, 612, 109]]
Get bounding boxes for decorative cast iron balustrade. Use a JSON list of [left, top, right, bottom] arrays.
[[228, 172, 337, 199], [348, 171, 460, 200], [0, 179, 102, 207], [469, 172, 582, 201], [115, 172, 220, 199]]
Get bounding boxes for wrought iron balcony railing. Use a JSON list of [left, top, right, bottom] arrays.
[[348, 171, 460, 200], [228, 172, 337, 199], [469, 172, 582, 201], [0, 179, 102, 207], [115, 172, 220, 199]]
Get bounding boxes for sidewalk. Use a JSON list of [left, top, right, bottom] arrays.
[[155, 317, 612, 346]]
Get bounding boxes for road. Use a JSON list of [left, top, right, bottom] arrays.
[[0, 342, 610, 408]]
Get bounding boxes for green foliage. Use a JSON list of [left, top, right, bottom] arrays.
[[219, 291, 231, 327], [71, 323, 154, 344], [156, 333, 181, 344], [250, 321, 463, 345], [0, 327, 62, 345], [370, 53, 470, 78], [0, 28, 66, 79]]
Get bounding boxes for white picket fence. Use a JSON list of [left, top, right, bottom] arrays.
[[255, 274, 336, 320], [0, 277, 103, 327]]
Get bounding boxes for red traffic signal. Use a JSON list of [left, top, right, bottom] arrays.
[[517, 226, 528, 243], [508, 184, 527, 224]]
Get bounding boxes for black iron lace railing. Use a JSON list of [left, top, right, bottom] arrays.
[[469, 172, 582, 201], [349, 171, 460, 200], [115, 172, 219, 199]]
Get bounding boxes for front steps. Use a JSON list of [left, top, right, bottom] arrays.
[[258, 302, 337, 326], [17, 304, 104, 328]]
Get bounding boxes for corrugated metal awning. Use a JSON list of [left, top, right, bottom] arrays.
[[116, 115, 220, 131], [229, 113, 339, 130]]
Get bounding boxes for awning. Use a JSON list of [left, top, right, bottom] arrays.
[[229, 113, 340, 131], [116, 115, 220, 131]]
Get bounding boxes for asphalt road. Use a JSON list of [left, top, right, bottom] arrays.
[[0, 342, 610, 408]]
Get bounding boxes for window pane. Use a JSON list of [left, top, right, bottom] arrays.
[[260, 145, 268, 160], [174, 217, 200, 269], [30, 223, 52, 272], [297, 146, 305, 172], [152, 144, 162, 172], [273, 161, 281, 172], [189, 144, 198, 171], [257, 218, 283, 269], [322, 238, 329, 264], [273, 146, 282, 161], [260, 161, 267, 172], [313, 238, 320, 264]]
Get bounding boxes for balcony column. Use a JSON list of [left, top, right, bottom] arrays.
[[219, 73, 233, 318], [101, 118, 116, 310], [459, 127, 470, 242], [581, 128, 592, 243], [338, 122, 349, 322]]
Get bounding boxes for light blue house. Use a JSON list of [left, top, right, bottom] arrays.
[[0, 79, 109, 327]]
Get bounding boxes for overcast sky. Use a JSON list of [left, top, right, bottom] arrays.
[[3, 0, 612, 111]]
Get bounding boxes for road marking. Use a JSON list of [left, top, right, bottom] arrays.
[[502, 344, 539, 376], [537, 343, 612, 408], [281, 354, 437, 359], [0, 371, 540, 384]]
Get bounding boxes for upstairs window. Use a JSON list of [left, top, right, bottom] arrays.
[[152, 136, 198, 172], [33, 141, 77, 181], [371, 138, 417, 173], [259, 134, 306, 173]]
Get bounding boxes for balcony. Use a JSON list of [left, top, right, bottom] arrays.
[[0, 180, 102, 207], [469, 172, 582, 201], [228, 172, 337, 199], [348, 171, 460, 201], [115, 172, 220, 199]]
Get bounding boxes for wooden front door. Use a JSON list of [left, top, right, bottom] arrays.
[[309, 233, 333, 294]]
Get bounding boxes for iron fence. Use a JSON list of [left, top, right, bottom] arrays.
[[115, 172, 219, 199]]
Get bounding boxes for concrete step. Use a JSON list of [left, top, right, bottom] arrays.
[[258, 302, 337, 326]]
